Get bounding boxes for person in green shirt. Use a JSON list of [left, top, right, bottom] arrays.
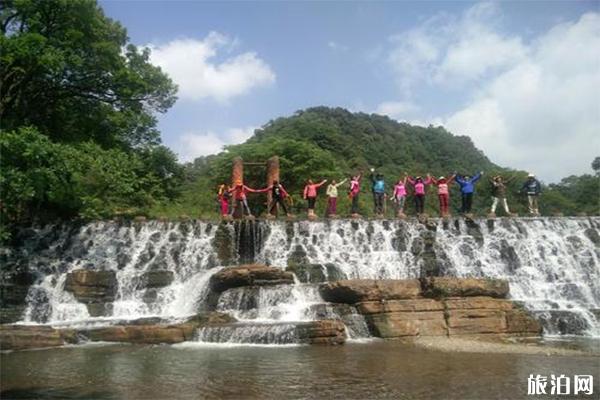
[[325, 178, 347, 217]]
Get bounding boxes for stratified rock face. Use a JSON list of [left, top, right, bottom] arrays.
[[319, 278, 540, 339], [0, 325, 78, 351], [209, 264, 294, 293], [64, 270, 118, 317], [421, 277, 509, 299], [0, 272, 37, 324], [296, 320, 347, 345], [0, 312, 235, 351], [64, 270, 118, 303], [319, 279, 422, 304]]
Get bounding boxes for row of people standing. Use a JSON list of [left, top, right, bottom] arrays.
[[216, 171, 542, 218]]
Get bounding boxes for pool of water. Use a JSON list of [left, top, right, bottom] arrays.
[[1, 341, 599, 399]]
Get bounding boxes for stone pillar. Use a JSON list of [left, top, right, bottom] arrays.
[[266, 156, 280, 212], [231, 157, 244, 185]]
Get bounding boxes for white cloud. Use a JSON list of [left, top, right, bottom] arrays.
[[147, 32, 275, 102], [442, 12, 600, 181], [383, 4, 600, 181], [387, 2, 527, 90], [177, 126, 256, 162], [328, 41, 349, 52], [374, 101, 420, 120]]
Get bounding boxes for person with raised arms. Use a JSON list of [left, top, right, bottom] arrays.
[[455, 171, 483, 215], [391, 175, 408, 217], [430, 174, 457, 217], [325, 178, 347, 217], [228, 180, 269, 218], [407, 174, 432, 215], [303, 178, 327, 219]]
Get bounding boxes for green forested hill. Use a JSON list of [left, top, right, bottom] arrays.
[[157, 106, 595, 219]]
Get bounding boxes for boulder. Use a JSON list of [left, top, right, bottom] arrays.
[[296, 320, 347, 345], [137, 270, 174, 289], [209, 264, 294, 293], [421, 277, 509, 299], [319, 279, 421, 304], [64, 270, 118, 303], [0, 325, 78, 351], [286, 264, 326, 283], [365, 311, 447, 338]]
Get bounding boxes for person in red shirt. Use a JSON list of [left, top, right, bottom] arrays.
[[430, 174, 456, 217], [303, 178, 327, 218], [228, 180, 268, 218]]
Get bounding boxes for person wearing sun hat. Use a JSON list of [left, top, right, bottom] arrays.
[[489, 174, 515, 216], [520, 173, 542, 215], [430, 173, 457, 217]]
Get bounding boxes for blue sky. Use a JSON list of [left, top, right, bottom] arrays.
[[101, 1, 600, 182]]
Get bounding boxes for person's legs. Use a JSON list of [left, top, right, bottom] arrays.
[[527, 195, 535, 214], [351, 195, 359, 214], [242, 198, 252, 216], [220, 199, 228, 216], [460, 194, 467, 213], [279, 198, 289, 214], [229, 199, 239, 216], [376, 193, 384, 214], [326, 197, 334, 216], [415, 195, 424, 214], [502, 197, 510, 214], [269, 199, 278, 215], [491, 196, 499, 213], [465, 193, 473, 213], [398, 196, 405, 213], [532, 196, 539, 214]]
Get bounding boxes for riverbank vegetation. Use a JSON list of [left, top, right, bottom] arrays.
[[1, 0, 598, 241]]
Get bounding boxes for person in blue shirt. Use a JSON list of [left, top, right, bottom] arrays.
[[455, 171, 483, 214], [370, 168, 386, 216]]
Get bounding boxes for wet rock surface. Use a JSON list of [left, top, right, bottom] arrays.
[[421, 277, 509, 299], [0, 312, 235, 351], [319, 279, 422, 303], [209, 264, 294, 293], [64, 269, 118, 317]]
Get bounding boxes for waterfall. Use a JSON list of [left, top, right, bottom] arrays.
[[3, 217, 599, 338]]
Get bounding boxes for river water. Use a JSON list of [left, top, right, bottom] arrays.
[[1, 341, 598, 400]]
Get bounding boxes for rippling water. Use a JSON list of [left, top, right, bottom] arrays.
[[2, 341, 598, 399]]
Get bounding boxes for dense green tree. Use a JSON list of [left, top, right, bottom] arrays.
[[0, 0, 177, 148]]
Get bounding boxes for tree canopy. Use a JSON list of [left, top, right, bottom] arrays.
[[0, 0, 177, 149]]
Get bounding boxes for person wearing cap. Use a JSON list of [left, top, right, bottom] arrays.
[[303, 178, 327, 218], [455, 171, 483, 214], [228, 180, 268, 218], [325, 178, 347, 217], [348, 173, 362, 216], [370, 168, 386, 215], [520, 173, 542, 215], [430, 173, 457, 217], [407, 174, 432, 215], [489, 175, 515, 216]]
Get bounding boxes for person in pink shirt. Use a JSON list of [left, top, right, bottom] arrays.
[[407, 174, 432, 215], [348, 173, 362, 216], [228, 180, 269, 218], [303, 178, 327, 218], [391, 175, 408, 217], [430, 174, 456, 217]]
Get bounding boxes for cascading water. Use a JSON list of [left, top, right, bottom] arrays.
[[3, 217, 599, 340], [7, 221, 223, 325]]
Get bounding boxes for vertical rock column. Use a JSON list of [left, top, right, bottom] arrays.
[[231, 157, 244, 219], [266, 156, 280, 214]]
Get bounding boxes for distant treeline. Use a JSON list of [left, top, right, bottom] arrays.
[[1, 1, 598, 242]]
